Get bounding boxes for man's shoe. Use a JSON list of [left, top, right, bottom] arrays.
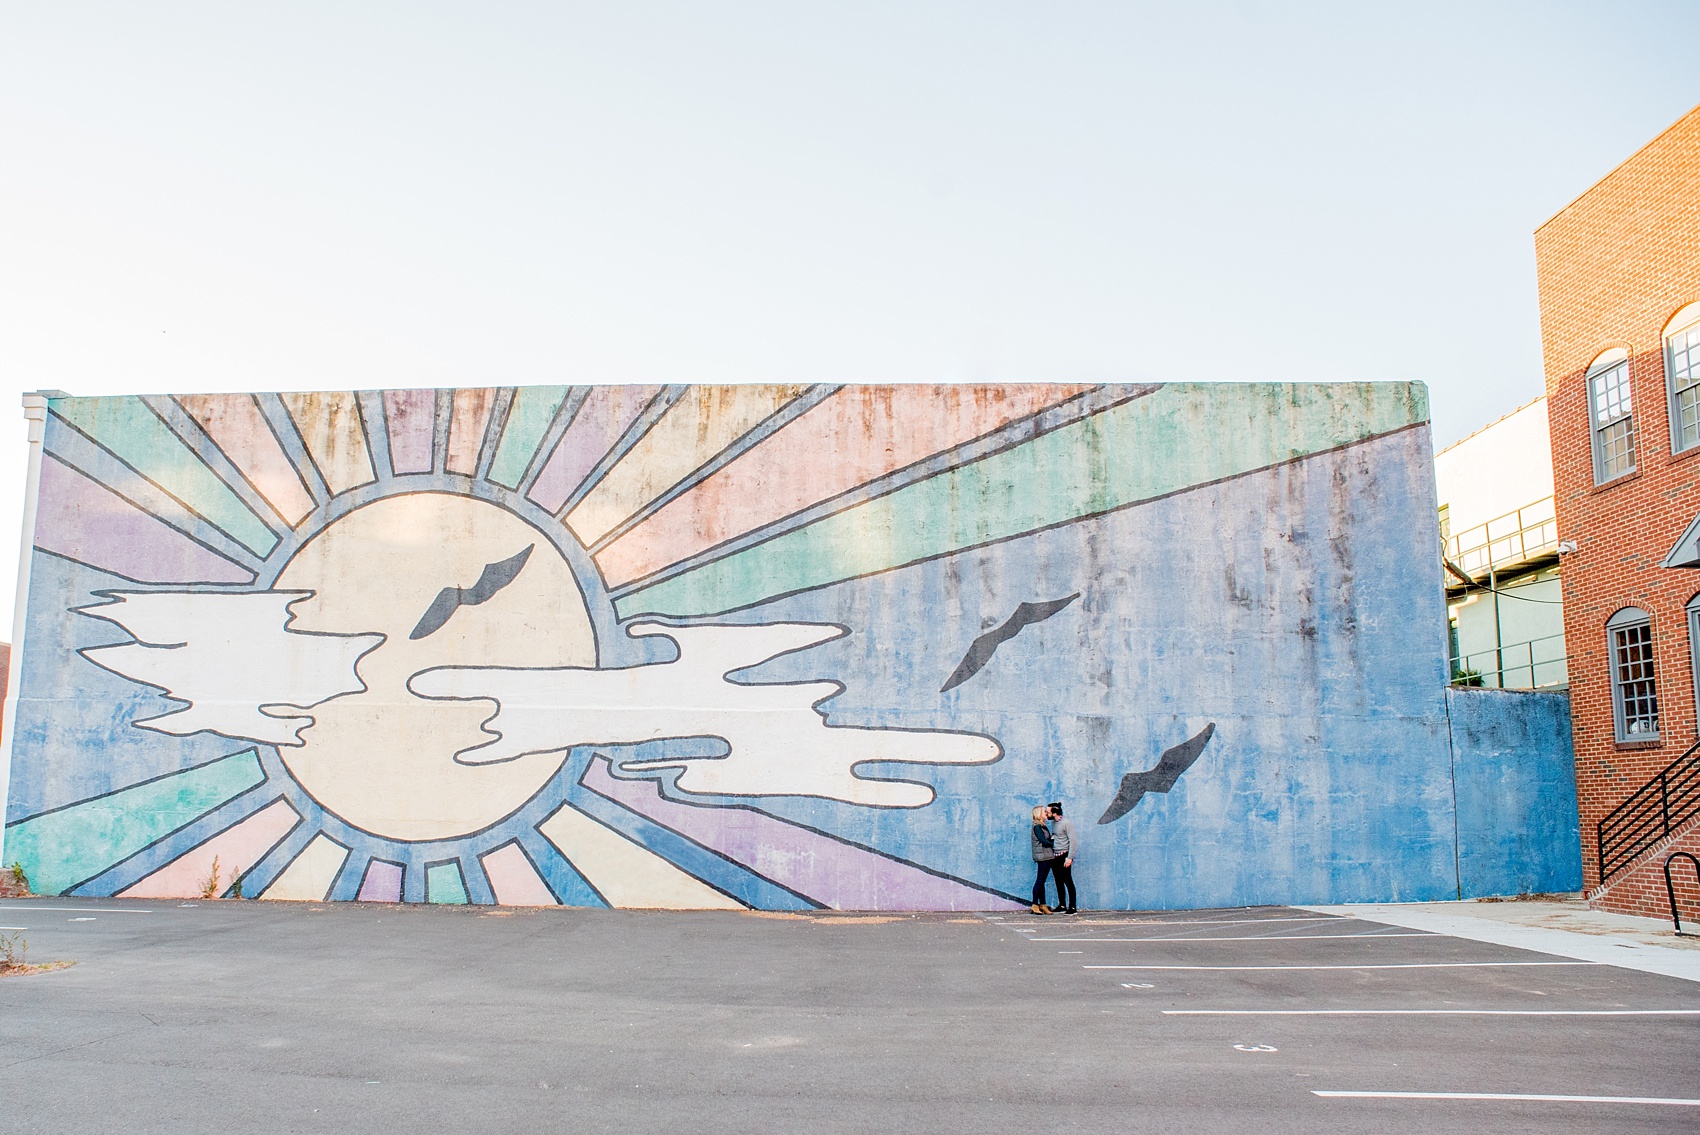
[[1065, 908, 1078, 915]]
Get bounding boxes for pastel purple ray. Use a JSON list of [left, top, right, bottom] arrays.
[[357, 859, 403, 902], [527, 385, 662, 514], [35, 456, 254, 584], [384, 389, 436, 474], [581, 757, 1022, 911]]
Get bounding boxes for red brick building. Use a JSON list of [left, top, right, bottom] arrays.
[[1536, 104, 1700, 918]]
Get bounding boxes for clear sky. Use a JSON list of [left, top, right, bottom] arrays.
[[1, 2, 1696, 611]]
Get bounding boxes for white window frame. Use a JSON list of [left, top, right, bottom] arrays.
[[1607, 606, 1658, 743], [1588, 349, 1635, 483], [1666, 302, 1700, 453]]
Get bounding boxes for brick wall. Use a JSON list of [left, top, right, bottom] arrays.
[[1535, 104, 1700, 906], [1589, 817, 1700, 925]]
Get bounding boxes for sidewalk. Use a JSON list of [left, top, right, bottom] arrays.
[[1301, 896, 1700, 985]]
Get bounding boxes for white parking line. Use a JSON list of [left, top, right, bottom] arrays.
[[1315, 1091, 1700, 1106], [1087, 961, 1602, 971], [1165, 1009, 1700, 1016], [1028, 933, 1432, 943], [0, 906, 153, 914]]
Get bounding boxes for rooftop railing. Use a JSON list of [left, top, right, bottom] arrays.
[[1450, 631, 1570, 690], [1445, 496, 1558, 578]]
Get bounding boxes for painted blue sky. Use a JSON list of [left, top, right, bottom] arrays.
[[0, 2, 1696, 604]]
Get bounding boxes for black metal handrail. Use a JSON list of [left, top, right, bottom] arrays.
[[1665, 852, 1699, 937], [1598, 738, 1700, 882]]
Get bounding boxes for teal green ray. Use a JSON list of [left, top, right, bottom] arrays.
[[426, 862, 469, 904], [52, 397, 278, 557], [616, 382, 1428, 619], [3, 750, 265, 895], [488, 386, 569, 489]]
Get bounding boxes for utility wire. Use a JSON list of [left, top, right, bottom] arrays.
[[1441, 557, 1565, 604]]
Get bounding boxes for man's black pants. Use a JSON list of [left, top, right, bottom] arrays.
[[1050, 861, 1077, 912]]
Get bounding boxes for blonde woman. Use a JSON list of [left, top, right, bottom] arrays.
[[1029, 804, 1059, 914]]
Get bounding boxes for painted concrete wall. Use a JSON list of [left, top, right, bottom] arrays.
[[0, 381, 1574, 909], [1447, 687, 1583, 896]]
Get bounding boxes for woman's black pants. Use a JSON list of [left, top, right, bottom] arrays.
[[1051, 861, 1077, 911], [1032, 859, 1057, 906]]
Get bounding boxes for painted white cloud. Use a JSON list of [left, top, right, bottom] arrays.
[[407, 621, 1002, 808], [79, 591, 383, 747]]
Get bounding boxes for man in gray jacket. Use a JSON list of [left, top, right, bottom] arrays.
[[1048, 801, 1079, 914]]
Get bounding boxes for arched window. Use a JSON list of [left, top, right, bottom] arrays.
[[1587, 348, 1635, 482], [1666, 302, 1700, 452], [1607, 606, 1658, 741]]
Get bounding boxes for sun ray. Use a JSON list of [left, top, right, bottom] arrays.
[[261, 834, 350, 901], [564, 385, 809, 547], [356, 859, 404, 902], [536, 802, 744, 910], [34, 456, 255, 585], [171, 394, 316, 526], [383, 389, 437, 475], [478, 842, 559, 905], [50, 396, 278, 556], [525, 385, 666, 514], [486, 385, 571, 490], [1, 750, 265, 896], [446, 388, 499, 476], [119, 798, 301, 898], [616, 382, 1425, 619], [595, 384, 1099, 589], [277, 391, 376, 495], [45, 416, 268, 573], [581, 384, 841, 555], [426, 860, 470, 904]]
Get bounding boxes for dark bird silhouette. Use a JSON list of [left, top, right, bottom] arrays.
[[1097, 723, 1216, 825], [940, 593, 1080, 693], [410, 545, 535, 640]]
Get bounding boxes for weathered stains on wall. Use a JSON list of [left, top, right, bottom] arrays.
[[0, 380, 1576, 909], [383, 390, 436, 475], [277, 391, 374, 494], [445, 389, 498, 476], [563, 385, 810, 546]]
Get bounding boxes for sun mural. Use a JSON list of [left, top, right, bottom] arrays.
[[1, 381, 1435, 909]]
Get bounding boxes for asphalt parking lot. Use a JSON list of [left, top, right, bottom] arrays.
[[1, 899, 1696, 1134]]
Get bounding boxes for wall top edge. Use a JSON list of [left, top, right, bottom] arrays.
[[39, 379, 1431, 403]]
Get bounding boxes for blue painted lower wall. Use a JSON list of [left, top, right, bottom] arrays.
[[1448, 687, 1582, 898]]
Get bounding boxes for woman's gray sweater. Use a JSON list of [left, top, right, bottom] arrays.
[[1031, 823, 1058, 862]]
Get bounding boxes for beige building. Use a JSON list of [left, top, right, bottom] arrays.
[[1435, 397, 1566, 688]]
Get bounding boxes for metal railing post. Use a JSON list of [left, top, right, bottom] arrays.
[[1664, 852, 1699, 936]]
